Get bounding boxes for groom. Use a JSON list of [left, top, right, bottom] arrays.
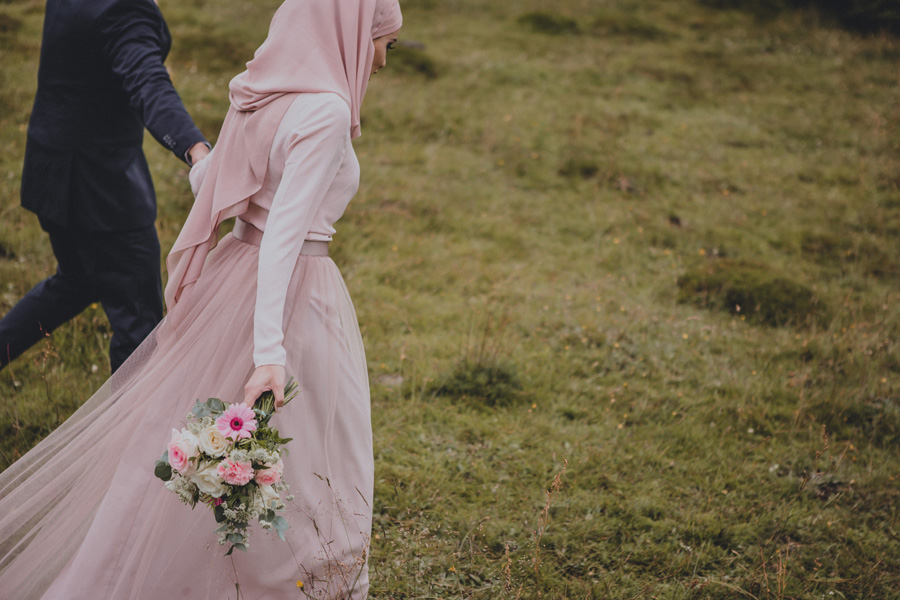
[[0, 0, 210, 373]]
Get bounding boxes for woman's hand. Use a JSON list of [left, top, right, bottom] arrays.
[[188, 147, 213, 196], [243, 364, 286, 409]]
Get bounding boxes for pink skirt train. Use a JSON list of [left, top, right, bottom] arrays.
[[0, 233, 373, 599]]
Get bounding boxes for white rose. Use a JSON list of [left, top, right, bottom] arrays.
[[197, 424, 229, 457], [190, 462, 229, 498], [179, 429, 200, 455]]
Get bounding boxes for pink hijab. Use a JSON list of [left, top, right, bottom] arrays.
[[164, 0, 402, 312]]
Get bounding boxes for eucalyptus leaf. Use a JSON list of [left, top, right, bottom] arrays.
[[214, 504, 226, 523], [154, 460, 172, 481], [273, 515, 289, 541], [207, 398, 226, 413], [191, 400, 212, 419]]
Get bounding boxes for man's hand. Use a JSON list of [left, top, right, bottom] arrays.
[[187, 141, 210, 165], [243, 365, 286, 409]]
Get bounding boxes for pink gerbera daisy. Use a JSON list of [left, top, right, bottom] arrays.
[[216, 404, 258, 441]]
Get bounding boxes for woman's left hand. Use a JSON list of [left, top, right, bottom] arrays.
[[243, 364, 286, 409]]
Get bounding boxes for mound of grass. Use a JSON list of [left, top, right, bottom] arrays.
[[800, 231, 897, 278], [699, 0, 900, 34], [430, 361, 523, 407], [517, 11, 580, 36], [590, 12, 671, 40], [809, 394, 900, 447], [677, 259, 826, 326], [169, 29, 256, 75], [0, 13, 23, 34], [558, 155, 599, 180], [389, 44, 438, 79]]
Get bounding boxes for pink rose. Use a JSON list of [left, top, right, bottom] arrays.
[[217, 458, 254, 486], [168, 429, 200, 475], [255, 461, 283, 486]]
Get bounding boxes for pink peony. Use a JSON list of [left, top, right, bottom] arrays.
[[255, 461, 283, 486], [217, 458, 254, 486], [216, 404, 258, 441]]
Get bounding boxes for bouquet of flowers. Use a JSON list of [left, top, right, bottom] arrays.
[[154, 379, 299, 554]]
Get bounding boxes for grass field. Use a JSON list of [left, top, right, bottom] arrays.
[[2, 0, 899, 597]]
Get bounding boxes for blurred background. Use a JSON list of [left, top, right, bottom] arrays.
[[1, 0, 899, 597]]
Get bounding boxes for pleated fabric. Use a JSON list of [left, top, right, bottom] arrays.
[[0, 233, 373, 599]]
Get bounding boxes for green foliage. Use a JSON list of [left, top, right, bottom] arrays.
[[677, 259, 826, 327], [191, 397, 226, 419], [154, 452, 172, 481]]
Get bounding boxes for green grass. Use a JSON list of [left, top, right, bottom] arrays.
[[2, 0, 900, 597]]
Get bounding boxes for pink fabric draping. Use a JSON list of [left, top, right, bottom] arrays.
[[164, 0, 402, 315]]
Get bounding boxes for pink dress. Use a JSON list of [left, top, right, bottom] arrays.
[[0, 93, 373, 599]]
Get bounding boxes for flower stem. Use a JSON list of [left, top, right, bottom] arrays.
[[254, 377, 299, 420]]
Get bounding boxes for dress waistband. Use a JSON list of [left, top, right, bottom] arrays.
[[232, 218, 329, 256]]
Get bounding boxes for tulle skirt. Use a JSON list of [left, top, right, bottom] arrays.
[[0, 233, 373, 599]]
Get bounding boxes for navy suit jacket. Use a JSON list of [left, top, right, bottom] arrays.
[[21, 0, 207, 231]]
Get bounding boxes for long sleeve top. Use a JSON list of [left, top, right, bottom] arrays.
[[190, 93, 360, 367]]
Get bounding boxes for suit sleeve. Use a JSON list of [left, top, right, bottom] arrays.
[[253, 96, 351, 368], [98, 1, 207, 163]]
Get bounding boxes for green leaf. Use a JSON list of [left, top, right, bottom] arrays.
[[207, 397, 226, 413], [224, 542, 248, 555], [154, 460, 172, 481], [214, 504, 226, 523], [273, 515, 289, 541], [191, 400, 212, 419], [283, 377, 300, 406]]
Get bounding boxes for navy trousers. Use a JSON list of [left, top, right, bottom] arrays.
[[0, 219, 163, 373]]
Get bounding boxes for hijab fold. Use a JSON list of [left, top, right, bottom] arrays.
[[164, 0, 402, 315]]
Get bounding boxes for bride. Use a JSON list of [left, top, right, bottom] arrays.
[[0, 0, 402, 597]]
